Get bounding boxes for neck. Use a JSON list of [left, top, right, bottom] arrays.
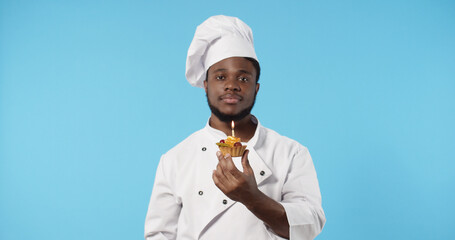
[[209, 114, 257, 142]]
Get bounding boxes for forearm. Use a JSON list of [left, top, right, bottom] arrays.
[[243, 190, 289, 239]]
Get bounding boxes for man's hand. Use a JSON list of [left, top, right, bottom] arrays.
[[212, 150, 260, 203], [212, 149, 290, 239]]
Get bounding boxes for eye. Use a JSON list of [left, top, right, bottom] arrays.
[[238, 77, 249, 82], [216, 75, 225, 80]]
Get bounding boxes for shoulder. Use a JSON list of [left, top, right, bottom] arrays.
[[255, 125, 312, 175], [163, 128, 208, 159], [257, 125, 312, 166], [156, 128, 209, 181], [258, 125, 308, 153]]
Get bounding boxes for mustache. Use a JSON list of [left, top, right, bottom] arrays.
[[219, 93, 243, 100]]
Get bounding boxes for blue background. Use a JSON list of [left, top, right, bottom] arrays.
[[1, 0, 454, 239]]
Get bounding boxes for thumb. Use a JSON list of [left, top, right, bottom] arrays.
[[241, 150, 254, 175]]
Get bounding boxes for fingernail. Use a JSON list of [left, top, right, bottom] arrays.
[[216, 151, 221, 157], [225, 153, 231, 158]]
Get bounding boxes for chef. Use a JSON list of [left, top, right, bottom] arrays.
[[144, 15, 325, 240]]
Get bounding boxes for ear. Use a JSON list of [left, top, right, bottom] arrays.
[[255, 83, 260, 94], [204, 80, 208, 94]]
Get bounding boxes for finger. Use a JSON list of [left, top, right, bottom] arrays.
[[217, 152, 240, 177], [216, 151, 225, 162], [223, 153, 239, 171], [214, 163, 229, 183], [216, 151, 229, 171], [212, 170, 227, 192], [213, 165, 230, 188], [217, 152, 233, 170], [241, 150, 254, 175], [221, 153, 244, 180], [216, 151, 225, 159]]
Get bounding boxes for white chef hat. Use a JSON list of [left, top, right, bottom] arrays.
[[185, 15, 258, 88]]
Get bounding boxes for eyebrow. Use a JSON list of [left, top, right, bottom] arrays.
[[212, 68, 253, 75]]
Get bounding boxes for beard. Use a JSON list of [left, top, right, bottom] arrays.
[[206, 92, 256, 123]]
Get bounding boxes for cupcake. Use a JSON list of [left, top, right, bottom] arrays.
[[216, 136, 247, 157]]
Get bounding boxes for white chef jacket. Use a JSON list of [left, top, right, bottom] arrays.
[[145, 118, 325, 240]]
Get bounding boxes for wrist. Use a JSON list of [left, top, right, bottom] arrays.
[[242, 189, 266, 210]]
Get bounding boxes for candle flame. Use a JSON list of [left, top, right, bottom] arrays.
[[231, 121, 235, 129]]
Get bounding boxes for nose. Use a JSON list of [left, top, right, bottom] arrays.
[[224, 77, 240, 92]]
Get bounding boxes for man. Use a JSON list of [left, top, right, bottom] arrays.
[[145, 15, 325, 240]]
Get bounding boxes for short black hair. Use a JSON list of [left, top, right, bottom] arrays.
[[205, 57, 261, 83]]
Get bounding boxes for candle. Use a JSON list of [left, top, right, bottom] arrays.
[[231, 121, 235, 137]]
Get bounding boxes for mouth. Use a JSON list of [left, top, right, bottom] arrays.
[[220, 94, 242, 104]]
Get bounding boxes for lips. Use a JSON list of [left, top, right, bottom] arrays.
[[220, 94, 242, 104]]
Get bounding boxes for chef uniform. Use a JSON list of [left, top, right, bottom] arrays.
[[145, 15, 325, 240]]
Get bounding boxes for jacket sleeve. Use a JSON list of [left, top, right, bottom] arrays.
[[280, 147, 326, 240], [144, 155, 182, 240]]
